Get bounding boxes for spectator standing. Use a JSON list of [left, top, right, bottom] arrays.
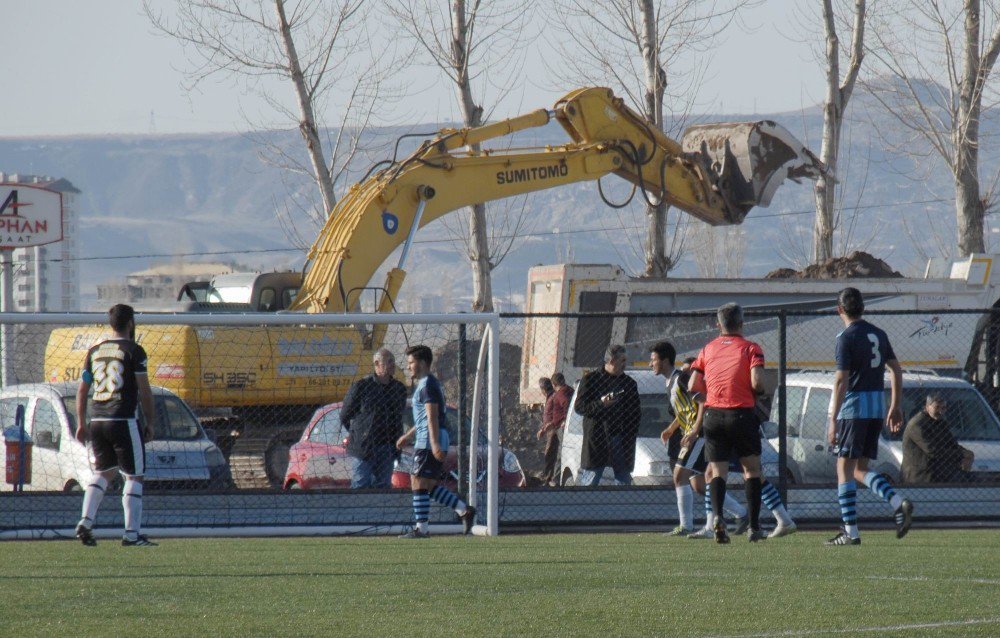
[[574, 345, 641, 486], [826, 287, 913, 546], [901, 392, 974, 484], [688, 303, 767, 543], [340, 348, 408, 489], [74, 304, 157, 547], [538, 373, 573, 486]]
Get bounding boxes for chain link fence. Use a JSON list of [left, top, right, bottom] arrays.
[[2, 308, 999, 538]]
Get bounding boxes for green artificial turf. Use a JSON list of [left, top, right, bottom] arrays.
[[0, 530, 997, 637]]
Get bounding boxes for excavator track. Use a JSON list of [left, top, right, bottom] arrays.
[[228, 424, 308, 489]]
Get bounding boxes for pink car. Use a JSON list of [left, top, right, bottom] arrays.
[[283, 400, 525, 490]]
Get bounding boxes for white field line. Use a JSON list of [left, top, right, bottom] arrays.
[[866, 574, 1000, 586], [703, 617, 1000, 638]]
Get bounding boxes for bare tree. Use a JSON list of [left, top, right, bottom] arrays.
[[550, 0, 759, 278], [387, 0, 535, 312], [691, 224, 746, 277], [812, 0, 866, 263], [144, 0, 400, 243], [865, 0, 1000, 256]]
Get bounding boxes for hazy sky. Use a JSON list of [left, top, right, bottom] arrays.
[[2, 1, 824, 136]]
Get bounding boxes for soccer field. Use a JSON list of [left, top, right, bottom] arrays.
[[1, 530, 997, 637]]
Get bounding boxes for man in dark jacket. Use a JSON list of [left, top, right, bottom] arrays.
[[574, 344, 641, 486], [341, 348, 408, 488], [901, 392, 974, 484]]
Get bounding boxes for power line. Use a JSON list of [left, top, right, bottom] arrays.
[[38, 196, 954, 264]]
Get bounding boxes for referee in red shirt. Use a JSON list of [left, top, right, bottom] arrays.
[[689, 303, 767, 544]]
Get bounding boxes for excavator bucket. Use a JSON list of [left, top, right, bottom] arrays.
[[681, 120, 828, 225]]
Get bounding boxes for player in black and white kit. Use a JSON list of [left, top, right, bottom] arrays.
[[74, 304, 157, 547]]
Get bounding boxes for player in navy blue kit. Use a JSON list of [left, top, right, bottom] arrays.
[[396, 345, 476, 538], [826, 288, 914, 545], [74, 304, 157, 547]]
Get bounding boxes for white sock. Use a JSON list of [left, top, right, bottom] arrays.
[[845, 523, 860, 539], [416, 520, 429, 533], [122, 477, 143, 540], [724, 493, 747, 518], [675, 485, 694, 530], [772, 504, 793, 526], [704, 510, 715, 529], [80, 474, 108, 528], [455, 502, 468, 516]]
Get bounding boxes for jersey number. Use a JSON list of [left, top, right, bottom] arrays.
[[92, 360, 125, 395], [867, 334, 882, 368]]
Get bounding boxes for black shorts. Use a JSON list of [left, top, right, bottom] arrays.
[[412, 448, 446, 480], [703, 408, 761, 463], [90, 418, 145, 476], [836, 418, 881, 460], [676, 436, 708, 474]]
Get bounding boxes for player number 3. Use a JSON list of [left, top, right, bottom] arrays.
[[867, 333, 882, 368]]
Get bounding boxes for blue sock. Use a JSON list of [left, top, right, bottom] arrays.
[[761, 480, 782, 511], [838, 481, 859, 538], [413, 490, 430, 529], [864, 471, 903, 510], [430, 485, 467, 514]]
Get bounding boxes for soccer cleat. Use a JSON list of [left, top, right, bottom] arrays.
[[746, 528, 766, 543], [713, 520, 730, 544], [825, 530, 861, 546], [460, 506, 477, 535], [398, 529, 430, 539], [768, 522, 798, 539], [665, 525, 692, 537], [732, 514, 750, 536], [687, 526, 715, 539], [894, 498, 914, 539], [75, 523, 96, 547], [121, 535, 157, 547]]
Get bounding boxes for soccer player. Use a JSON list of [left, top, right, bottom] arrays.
[[74, 304, 157, 547], [396, 344, 476, 538], [826, 287, 914, 546]]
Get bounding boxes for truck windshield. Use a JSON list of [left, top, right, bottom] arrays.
[[884, 387, 1000, 442]]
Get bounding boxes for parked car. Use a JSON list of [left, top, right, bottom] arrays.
[[0, 382, 232, 491], [283, 399, 526, 490], [559, 369, 781, 487], [766, 371, 1000, 484]]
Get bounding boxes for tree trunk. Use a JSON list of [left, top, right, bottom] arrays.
[[274, 0, 337, 217], [954, 0, 987, 256], [639, 0, 670, 278], [451, 0, 493, 311]]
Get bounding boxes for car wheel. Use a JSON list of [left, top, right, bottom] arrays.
[[265, 436, 296, 489], [286, 480, 301, 490], [560, 468, 575, 487], [64, 480, 82, 493]]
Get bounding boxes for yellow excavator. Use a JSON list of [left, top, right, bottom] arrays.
[[45, 87, 825, 488]]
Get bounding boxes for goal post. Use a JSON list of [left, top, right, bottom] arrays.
[[0, 311, 503, 538]]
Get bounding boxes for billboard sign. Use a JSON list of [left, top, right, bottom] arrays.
[[0, 184, 64, 249]]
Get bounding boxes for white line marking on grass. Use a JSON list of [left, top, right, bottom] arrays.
[[866, 575, 1000, 586], [703, 617, 1000, 638]]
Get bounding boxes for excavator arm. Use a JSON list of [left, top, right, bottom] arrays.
[[290, 87, 825, 314]]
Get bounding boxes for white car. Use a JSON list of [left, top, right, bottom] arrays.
[[1, 382, 232, 491], [767, 371, 1000, 484]]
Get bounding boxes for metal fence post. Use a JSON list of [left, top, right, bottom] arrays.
[[458, 322, 467, 500], [777, 310, 788, 503]]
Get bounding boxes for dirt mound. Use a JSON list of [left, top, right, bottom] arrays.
[[765, 251, 902, 279]]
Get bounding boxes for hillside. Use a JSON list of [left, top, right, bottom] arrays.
[[0, 87, 990, 311]]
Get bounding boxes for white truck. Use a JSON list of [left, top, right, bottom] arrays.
[[519, 254, 1000, 406]]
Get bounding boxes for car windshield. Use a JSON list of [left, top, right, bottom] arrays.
[[63, 394, 204, 441], [883, 387, 1000, 441]]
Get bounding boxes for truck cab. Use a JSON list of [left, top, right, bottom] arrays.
[[178, 272, 302, 313]]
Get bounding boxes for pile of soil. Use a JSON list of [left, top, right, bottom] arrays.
[[765, 251, 902, 279]]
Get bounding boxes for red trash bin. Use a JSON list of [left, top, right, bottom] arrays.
[[4, 426, 32, 486]]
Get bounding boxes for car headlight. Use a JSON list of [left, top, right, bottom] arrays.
[[648, 461, 671, 476], [502, 450, 521, 474], [205, 447, 226, 467]]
